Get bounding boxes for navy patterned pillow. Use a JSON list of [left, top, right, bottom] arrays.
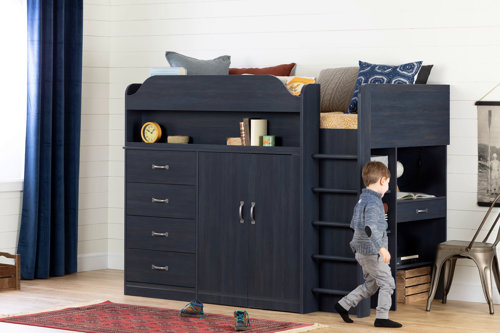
[[347, 60, 423, 113]]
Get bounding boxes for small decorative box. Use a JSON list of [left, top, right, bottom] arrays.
[[262, 135, 275, 146]]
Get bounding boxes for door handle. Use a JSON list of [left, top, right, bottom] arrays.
[[416, 208, 428, 214], [239, 201, 245, 223], [250, 202, 256, 225]]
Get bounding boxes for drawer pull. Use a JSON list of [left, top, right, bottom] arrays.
[[416, 209, 429, 214], [152, 164, 169, 170], [151, 231, 169, 238], [151, 264, 169, 271], [152, 198, 169, 204]]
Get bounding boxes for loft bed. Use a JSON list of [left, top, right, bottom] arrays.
[[315, 82, 449, 316], [124, 75, 449, 316]]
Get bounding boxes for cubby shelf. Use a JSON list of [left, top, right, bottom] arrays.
[[368, 145, 447, 310], [397, 261, 434, 270]]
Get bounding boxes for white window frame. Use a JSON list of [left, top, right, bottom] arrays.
[[0, 0, 27, 191]]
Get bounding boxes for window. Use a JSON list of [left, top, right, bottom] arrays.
[[0, 0, 27, 184]]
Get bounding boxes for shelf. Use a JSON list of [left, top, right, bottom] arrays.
[[396, 261, 433, 270], [312, 154, 358, 160], [396, 196, 445, 203], [126, 109, 302, 147], [124, 142, 300, 155], [312, 188, 358, 194], [312, 221, 351, 228]]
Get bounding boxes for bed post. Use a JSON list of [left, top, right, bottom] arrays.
[[300, 84, 320, 313], [356, 85, 372, 317]]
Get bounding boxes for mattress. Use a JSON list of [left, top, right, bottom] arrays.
[[320, 112, 358, 129]]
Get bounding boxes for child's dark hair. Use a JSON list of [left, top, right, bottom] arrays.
[[362, 161, 391, 187]]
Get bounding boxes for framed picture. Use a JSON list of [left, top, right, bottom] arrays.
[[477, 101, 500, 206]]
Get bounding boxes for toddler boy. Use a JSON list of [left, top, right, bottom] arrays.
[[335, 161, 402, 328]]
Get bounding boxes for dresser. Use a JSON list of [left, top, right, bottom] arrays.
[[125, 149, 197, 300]]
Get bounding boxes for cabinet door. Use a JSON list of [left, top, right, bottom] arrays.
[[198, 152, 252, 307], [247, 154, 301, 312]]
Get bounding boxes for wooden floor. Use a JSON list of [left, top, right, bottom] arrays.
[[0, 270, 498, 332]]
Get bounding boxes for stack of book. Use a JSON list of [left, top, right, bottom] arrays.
[[228, 118, 268, 146]]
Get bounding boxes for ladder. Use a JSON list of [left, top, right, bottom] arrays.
[[311, 149, 371, 317]]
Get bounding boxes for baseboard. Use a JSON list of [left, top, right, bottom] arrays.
[[107, 252, 124, 270], [0, 180, 23, 193], [447, 281, 500, 304], [444, 264, 500, 304], [77, 253, 108, 272]]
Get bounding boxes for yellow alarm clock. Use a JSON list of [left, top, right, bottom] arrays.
[[141, 122, 162, 143]]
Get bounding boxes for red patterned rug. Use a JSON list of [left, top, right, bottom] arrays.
[[0, 301, 318, 333]]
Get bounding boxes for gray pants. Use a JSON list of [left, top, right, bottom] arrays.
[[338, 252, 395, 319]]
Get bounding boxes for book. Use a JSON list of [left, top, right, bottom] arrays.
[[227, 137, 242, 146], [250, 119, 267, 146], [149, 67, 187, 76], [239, 122, 247, 146], [243, 118, 250, 146], [397, 192, 436, 200]]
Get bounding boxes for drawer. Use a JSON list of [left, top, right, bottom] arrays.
[[126, 249, 195, 287], [126, 150, 196, 185], [127, 183, 195, 219], [397, 197, 446, 222], [126, 216, 195, 253]]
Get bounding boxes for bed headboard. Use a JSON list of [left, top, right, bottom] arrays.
[[125, 75, 301, 112]]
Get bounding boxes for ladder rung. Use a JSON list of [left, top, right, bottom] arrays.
[[312, 255, 356, 263], [312, 221, 351, 228], [312, 288, 349, 296], [312, 220, 391, 234], [312, 188, 358, 194], [312, 154, 358, 160], [312, 221, 391, 234]]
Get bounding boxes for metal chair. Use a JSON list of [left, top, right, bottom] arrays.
[[426, 193, 500, 314]]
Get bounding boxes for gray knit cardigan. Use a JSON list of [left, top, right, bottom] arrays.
[[349, 188, 388, 255]]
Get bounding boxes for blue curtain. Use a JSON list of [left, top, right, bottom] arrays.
[[18, 0, 83, 279]]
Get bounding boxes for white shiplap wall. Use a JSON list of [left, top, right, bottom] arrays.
[[0, 1, 113, 268], [0, 186, 23, 257], [80, 0, 111, 271], [80, 0, 500, 303]]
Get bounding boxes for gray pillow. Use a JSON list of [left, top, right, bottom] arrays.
[[318, 67, 358, 113], [165, 51, 231, 75]]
